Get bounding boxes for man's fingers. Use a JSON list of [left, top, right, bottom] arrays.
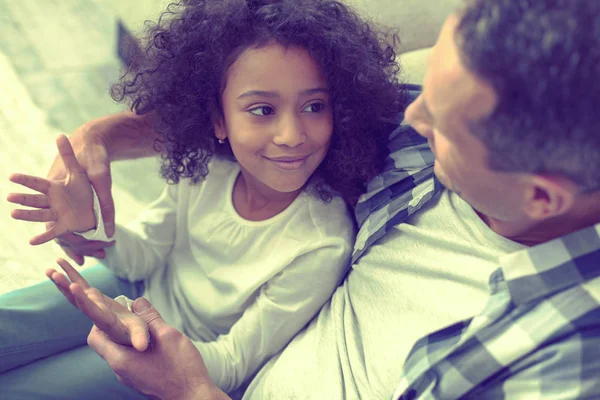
[[98, 194, 116, 237], [87, 325, 127, 362], [11, 208, 56, 223], [6, 193, 50, 208], [8, 173, 50, 194], [88, 325, 136, 363], [87, 325, 110, 358], [56, 258, 90, 289], [56, 135, 83, 174], [46, 155, 68, 182], [88, 162, 115, 237], [132, 298, 169, 337]]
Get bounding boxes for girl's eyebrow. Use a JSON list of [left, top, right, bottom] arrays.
[[301, 87, 329, 96], [237, 87, 329, 99], [238, 90, 279, 99]]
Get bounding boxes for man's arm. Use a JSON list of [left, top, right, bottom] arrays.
[[465, 333, 600, 399], [69, 111, 159, 163], [88, 297, 232, 400]]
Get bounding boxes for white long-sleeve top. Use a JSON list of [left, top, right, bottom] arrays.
[[82, 158, 355, 392]]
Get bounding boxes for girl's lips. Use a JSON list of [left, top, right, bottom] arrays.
[[265, 155, 310, 171], [267, 154, 310, 161]]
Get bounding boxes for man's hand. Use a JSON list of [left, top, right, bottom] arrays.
[[47, 258, 149, 351], [88, 297, 231, 400], [8, 135, 96, 245]]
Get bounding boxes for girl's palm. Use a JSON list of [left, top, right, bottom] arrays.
[[8, 135, 95, 245], [48, 258, 149, 351]]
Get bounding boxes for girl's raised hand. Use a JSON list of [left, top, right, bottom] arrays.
[[7, 134, 96, 245], [47, 258, 150, 352]]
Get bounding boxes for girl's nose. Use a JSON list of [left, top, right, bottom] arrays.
[[273, 114, 307, 147]]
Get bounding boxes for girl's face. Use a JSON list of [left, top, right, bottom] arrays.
[[215, 43, 333, 196]]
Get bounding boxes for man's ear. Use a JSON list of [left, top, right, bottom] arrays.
[[522, 175, 579, 220]]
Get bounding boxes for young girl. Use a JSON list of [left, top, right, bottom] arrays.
[[3, 0, 401, 396]]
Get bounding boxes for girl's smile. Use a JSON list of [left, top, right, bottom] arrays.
[[263, 154, 311, 171], [215, 43, 333, 201]]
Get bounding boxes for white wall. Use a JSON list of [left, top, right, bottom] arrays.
[[98, 0, 460, 52], [96, 0, 173, 35]]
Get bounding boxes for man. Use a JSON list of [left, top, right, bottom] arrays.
[[50, 0, 600, 398]]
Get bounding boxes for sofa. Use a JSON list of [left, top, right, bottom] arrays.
[[107, 0, 462, 85]]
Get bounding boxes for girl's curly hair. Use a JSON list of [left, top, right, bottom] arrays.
[[112, 0, 403, 205]]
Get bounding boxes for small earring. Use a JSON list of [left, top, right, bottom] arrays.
[[218, 138, 225, 144]]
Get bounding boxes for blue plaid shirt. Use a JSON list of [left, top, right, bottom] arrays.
[[354, 85, 600, 399]]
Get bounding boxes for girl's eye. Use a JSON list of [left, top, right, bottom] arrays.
[[249, 106, 275, 116], [302, 103, 326, 113]]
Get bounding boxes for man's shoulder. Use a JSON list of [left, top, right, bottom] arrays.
[[351, 84, 442, 263]]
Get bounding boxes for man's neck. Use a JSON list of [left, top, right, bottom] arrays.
[[476, 195, 600, 247]]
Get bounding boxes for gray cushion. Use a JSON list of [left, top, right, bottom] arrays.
[[399, 47, 431, 84], [349, 0, 462, 53]]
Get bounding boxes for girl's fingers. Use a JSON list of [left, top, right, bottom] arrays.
[[70, 284, 128, 343], [8, 173, 50, 194], [63, 247, 85, 266], [91, 249, 107, 259], [46, 269, 77, 307], [56, 135, 83, 174], [128, 319, 150, 352], [46, 269, 71, 290], [56, 258, 90, 289], [59, 240, 114, 254], [30, 225, 64, 246], [70, 283, 107, 324], [6, 193, 50, 208], [11, 208, 56, 222]]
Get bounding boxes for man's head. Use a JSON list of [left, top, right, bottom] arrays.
[[406, 0, 600, 242]]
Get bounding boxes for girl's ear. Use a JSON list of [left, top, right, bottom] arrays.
[[213, 113, 227, 141]]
